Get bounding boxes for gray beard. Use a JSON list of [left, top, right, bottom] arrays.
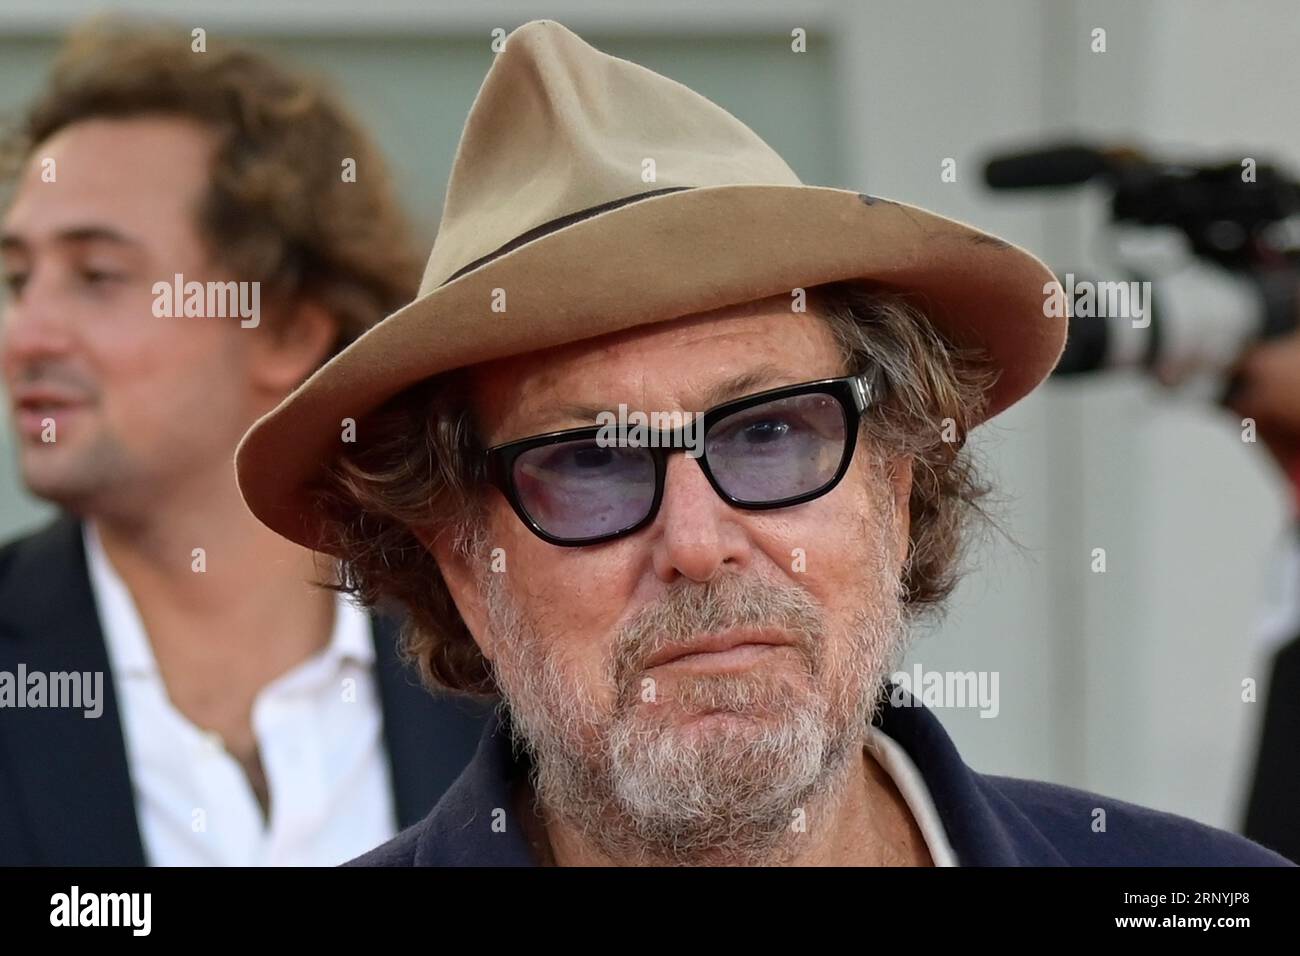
[[484, 524, 908, 866]]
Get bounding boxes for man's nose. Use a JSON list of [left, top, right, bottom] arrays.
[[649, 450, 753, 583], [1, 274, 75, 363]]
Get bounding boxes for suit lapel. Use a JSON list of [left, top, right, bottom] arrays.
[[0, 516, 145, 865]]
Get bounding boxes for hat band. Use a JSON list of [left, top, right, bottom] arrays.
[[439, 186, 694, 287]]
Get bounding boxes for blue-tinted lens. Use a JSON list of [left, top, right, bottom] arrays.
[[512, 438, 656, 540], [705, 391, 848, 503], [504, 389, 850, 541]]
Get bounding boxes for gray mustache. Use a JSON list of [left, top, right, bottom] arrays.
[[611, 576, 825, 689]]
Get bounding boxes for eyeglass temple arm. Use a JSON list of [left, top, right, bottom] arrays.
[[852, 364, 886, 411]]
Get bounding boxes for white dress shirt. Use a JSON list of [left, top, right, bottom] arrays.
[[84, 522, 397, 866]]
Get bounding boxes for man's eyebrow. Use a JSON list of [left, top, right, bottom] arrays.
[[548, 362, 793, 425], [0, 226, 143, 252], [697, 363, 790, 409]]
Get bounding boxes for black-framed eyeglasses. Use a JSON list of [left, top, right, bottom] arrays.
[[484, 368, 886, 547]]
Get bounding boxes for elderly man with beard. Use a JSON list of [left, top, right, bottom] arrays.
[[234, 20, 1290, 867]]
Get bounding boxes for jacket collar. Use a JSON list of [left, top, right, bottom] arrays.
[[0, 514, 146, 865], [0, 515, 483, 863]]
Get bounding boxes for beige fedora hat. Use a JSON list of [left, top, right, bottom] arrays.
[[236, 18, 1067, 552]]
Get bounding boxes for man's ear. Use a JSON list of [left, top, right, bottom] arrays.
[[250, 299, 338, 396], [888, 455, 914, 570], [417, 523, 497, 661]]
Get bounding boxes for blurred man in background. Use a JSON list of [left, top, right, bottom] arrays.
[[1234, 327, 1300, 862], [0, 20, 488, 865]]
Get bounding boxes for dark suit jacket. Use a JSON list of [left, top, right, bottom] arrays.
[[0, 516, 492, 865], [1245, 628, 1300, 863], [348, 688, 1292, 866]]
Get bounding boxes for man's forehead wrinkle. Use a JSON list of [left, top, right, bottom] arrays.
[[494, 361, 802, 440], [478, 306, 836, 439], [474, 355, 591, 441]]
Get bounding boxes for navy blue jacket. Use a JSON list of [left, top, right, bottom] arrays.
[[0, 516, 492, 865], [1244, 522, 1300, 862], [348, 687, 1293, 866]]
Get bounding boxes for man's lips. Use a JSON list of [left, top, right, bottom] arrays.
[[642, 629, 798, 671], [10, 384, 93, 406], [11, 388, 93, 438]]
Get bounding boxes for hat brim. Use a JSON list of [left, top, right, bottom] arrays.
[[235, 183, 1065, 552]]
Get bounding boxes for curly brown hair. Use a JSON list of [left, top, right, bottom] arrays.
[[309, 282, 999, 696], [0, 16, 423, 355]]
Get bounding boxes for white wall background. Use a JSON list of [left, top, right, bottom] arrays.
[[1, 0, 1296, 833], [849, 0, 1297, 831]]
